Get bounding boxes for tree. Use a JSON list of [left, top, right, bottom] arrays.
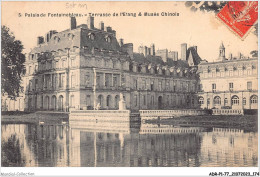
[[1, 25, 25, 98]]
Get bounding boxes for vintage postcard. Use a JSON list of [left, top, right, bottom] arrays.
[[1, 1, 258, 176]]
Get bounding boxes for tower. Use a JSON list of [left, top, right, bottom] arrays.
[[181, 43, 187, 61], [219, 42, 225, 60]]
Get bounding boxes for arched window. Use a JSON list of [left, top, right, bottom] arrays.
[[106, 95, 111, 108], [198, 97, 204, 105], [213, 96, 221, 105], [51, 95, 57, 110], [88, 33, 95, 41], [250, 95, 258, 104], [58, 95, 64, 111], [115, 95, 119, 109], [231, 95, 239, 105], [45, 96, 50, 110], [98, 95, 103, 108]]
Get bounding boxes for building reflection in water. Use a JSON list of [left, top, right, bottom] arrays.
[[1, 119, 258, 167]]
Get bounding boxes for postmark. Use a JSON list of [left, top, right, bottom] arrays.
[[216, 1, 258, 40]]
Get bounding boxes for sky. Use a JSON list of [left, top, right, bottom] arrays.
[[2, 1, 258, 62]]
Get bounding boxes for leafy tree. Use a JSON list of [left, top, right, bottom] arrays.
[[1, 25, 25, 98]]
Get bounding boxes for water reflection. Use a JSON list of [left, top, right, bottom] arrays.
[[1, 119, 258, 167]]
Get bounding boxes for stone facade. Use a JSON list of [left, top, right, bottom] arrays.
[[197, 43, 258, 110], [2, 17, 257, 112], [17, 17, 200, 112]]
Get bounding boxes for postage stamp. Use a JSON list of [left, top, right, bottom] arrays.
[[217, 1, 258, 40]]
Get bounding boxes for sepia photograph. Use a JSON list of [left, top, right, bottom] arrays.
[[1, 1, 259, 176]]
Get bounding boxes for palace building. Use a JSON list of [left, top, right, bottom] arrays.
[[2, 17, 257, 112], [14, 17, 201, 112], [197, 43, 258, 110]]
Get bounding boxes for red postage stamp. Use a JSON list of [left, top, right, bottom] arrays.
[[217, 1, 258, 39]]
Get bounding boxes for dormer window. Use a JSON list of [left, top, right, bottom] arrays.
[[68, 33, 74, 40], [105, 35, 112, 43], [88, 33, 95, 41], [54, 36, 60, 43]]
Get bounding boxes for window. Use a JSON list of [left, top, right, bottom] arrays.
[[173, 82, 176, 92], [134, 95, 138, 107], [29, 66, 32, 75], [199, 84, 202, 91], [85, 75, 90, 86], [61, 75, 65, 88], [96, 75, 101, 88], [35, 79, 38, 90], [35, 65, 38, 72], [140, 79, 146, 90], [229, 70, 233, 76], [250, 95, 257, 104], [213, 96, 221, 105], [151, 81, 154, 91], [166, 95, 170, 105], [88, 33, 95, 41], [143, 95, 146, 105], [243, 97, 246, 105], [158, 81, 162, 91], [151, 96, 154, 105], [106, 95, 111, 107], [105, 74, 111, 87], [231, 96, 239, 105], [207, 98, 210, 105], [166, 81, 169, 91], [105, 36, 112, 43], [70, 95, 75, 107], [229, 83, 233, 91], [224, 98, 228, 105], [71, 58, 75, 67], [247, 69, 252, 75], [212, 83, 216, 92], [71, 75, 75, 88], [247, 81, 252, 90], [62, 59, 66, 68], [113, 76, 118, 88], [198, 97, 204, 105], [86, 95, 91, 106]]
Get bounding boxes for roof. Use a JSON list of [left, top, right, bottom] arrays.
[[132, 53, 189, 68], [186, 47, 202, 65]]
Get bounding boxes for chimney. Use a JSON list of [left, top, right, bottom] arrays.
[[49, 30, 57, 40], [175, 52, 178, 61], [150, 43, 155, 55], [229, 53, 233, 60], [87, 16, 94, 29], [99, 21, 104, 30], [37, 36, 44, 45], [45, 33, 49, 42], [71, 17, 77, 30], [181, 43, 187, 61], [106, 26, 112, 32], [119, 38, 124, 47], [144, 46, 148, 57], [238, 52, 242, 59], [148, 48, 151, 56]]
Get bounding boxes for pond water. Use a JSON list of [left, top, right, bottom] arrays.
[[1, 119, 258, 167]]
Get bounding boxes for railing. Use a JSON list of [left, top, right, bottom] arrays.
[[70, 110, 130, 114], [212, 109, 244, 115], [139, 109, 207, 117]]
